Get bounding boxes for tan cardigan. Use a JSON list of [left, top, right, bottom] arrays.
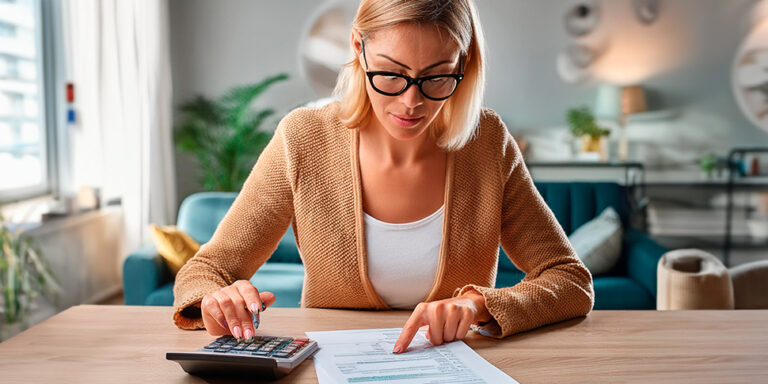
[[172, 101, 594, 338]]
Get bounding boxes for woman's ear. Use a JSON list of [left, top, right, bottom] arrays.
[[350, 29, 367, 69], [350, 29, 362, 58]]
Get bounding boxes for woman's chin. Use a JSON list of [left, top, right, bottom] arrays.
[[386, 125, 427, 141]]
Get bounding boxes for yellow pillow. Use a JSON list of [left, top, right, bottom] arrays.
[[149, 224, 200, 276]]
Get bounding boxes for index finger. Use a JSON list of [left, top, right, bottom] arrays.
[[393, 305, 426, 354], [234, 280, 263, 315]]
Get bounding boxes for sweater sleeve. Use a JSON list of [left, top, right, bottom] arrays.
[[453, 119, 594, 339], [172, 119, 296, 330]]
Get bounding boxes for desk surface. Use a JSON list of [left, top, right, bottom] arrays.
[[0, 305, 766, 383]]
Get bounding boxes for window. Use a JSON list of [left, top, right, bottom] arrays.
[[0, 0, 54, 203]]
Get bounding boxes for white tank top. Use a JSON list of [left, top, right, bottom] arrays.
[[364, 205, 444, 309]]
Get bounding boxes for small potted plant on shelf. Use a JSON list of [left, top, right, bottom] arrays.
[[0, 209, 61, 341], [566, 106, 611, 161]]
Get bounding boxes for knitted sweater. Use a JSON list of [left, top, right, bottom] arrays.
[[172, 101, 594, 338]]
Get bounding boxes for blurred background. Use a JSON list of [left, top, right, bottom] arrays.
[[1, 0, 767, 340]]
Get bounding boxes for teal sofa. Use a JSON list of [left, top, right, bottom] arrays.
[[122, 192, 305, 307], [123, 182, 666, 309]]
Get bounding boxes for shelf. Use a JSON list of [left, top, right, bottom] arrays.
[[652, 234, 768, 250]]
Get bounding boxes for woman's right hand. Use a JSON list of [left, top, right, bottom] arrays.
[[200, 280, 276, 341]]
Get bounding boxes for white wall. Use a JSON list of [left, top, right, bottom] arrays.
[[169, 0, 768, 206]]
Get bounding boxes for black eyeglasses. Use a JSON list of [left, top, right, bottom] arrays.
[[361, 39, 465, 101]]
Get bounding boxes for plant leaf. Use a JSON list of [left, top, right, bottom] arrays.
[[220, 73, 289, 127]]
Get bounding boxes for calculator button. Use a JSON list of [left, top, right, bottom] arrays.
[[252, 350, 270, 356], [214, 348, 230, 353]]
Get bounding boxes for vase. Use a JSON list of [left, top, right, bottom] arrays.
[[580, 135, 607, 161]]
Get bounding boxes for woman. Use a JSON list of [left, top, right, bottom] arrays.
[[172, 0, 594, 354]]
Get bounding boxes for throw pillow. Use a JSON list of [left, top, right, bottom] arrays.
[[568, 206, 623, 275], [149, 224, 200, 276]]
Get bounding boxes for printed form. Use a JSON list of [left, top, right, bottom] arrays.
[[305, 328, 518, 383]]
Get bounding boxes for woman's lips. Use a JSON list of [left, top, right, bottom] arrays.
[[391, 113, 424, 128]]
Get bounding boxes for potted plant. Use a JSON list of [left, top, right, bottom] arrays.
[[699, 153, 718, 179], [174, 73, 290, 192], [566, 106, 611, 160], [0, 209, 61, 341]]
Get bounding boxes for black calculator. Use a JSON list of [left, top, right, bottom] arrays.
[[166, 335, 319, 380]]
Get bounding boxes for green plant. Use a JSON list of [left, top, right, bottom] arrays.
[[700, 153, 717, 175], [566, 106, 610, 138], [174, 73, 290, 192], [0, 209, 61, 329]]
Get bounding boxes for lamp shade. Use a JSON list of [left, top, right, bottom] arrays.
[[621, 85, 647, 115], [594, 84, 622, 119]]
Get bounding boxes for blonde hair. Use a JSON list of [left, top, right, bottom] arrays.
[[332, 0, 486, 151]]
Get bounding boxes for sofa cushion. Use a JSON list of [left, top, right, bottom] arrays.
[[594, 277, 654, 309], [568, 207, 623, 275], [145, 282, 175, 306], [143, 263, 305, 308], [495, 266, 654, 309], [249, 263, 305, 308], [268, 227, 302, 264], [149, 224, 200, 276]]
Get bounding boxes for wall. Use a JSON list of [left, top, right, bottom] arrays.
[[169, 0, 768, 207], [169, 0, 318, 205]]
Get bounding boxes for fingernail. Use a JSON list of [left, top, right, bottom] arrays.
[[261, 302, 266, 311], [244, 328, 253, 340], [251, 303, 259, 313], [392, 345, 402, 354], [233, 325, 242, 340], [251, 311, 260, 330]]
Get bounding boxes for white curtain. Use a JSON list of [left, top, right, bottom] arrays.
[[62, 0, 176, 255]]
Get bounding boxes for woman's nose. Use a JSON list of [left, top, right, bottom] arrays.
[[398, 83, 424, 109]]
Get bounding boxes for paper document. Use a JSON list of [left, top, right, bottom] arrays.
[[305, 328, 518, 383]]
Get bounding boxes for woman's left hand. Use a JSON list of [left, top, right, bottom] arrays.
[[393, 290, 492, 353]]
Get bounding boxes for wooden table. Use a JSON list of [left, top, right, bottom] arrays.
[[0, 305, 766, 383]]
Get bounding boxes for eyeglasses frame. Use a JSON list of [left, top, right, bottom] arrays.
[[360, 39, 465, 101]]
